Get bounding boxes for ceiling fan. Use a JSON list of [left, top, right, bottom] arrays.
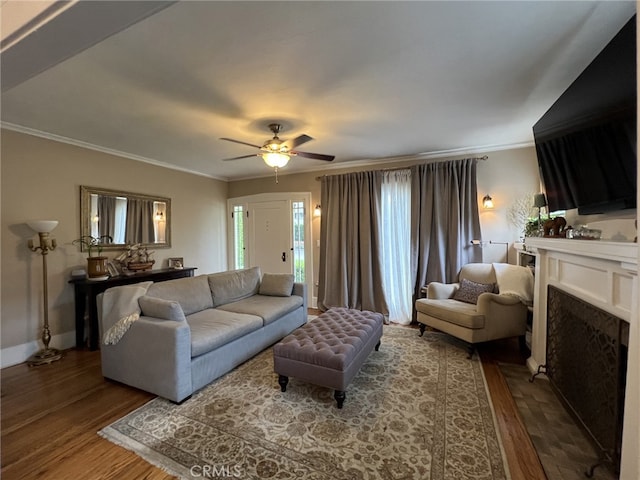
[[220, 123, 335, 169]]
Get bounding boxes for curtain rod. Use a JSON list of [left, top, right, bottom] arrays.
[[315, 155, 488, 181]]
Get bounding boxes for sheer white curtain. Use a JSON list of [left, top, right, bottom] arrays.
[[114, 197, 127, 244], [380, 170, 412, 324]]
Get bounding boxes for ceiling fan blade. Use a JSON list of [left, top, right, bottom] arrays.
[[222, 154, 260, 161], [293, 151, 335, 161], [220, 137, 262, 149], [283, 134, 313, 150]]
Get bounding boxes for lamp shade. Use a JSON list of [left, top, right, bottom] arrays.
[[482, 195, 494, 209], [262, 152, 290, 168], [27, 220, 58, 233], [533, 193, 547, 208]]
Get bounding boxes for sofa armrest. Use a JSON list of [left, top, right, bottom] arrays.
[[476, 293, 528, 338], [292, 282, 308, 313], [427, 282, 459, 299], [98, 294, 192, 402]]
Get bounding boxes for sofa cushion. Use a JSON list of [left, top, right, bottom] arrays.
[[217, 294, 303, 325], [208, 267, 261, 307], [186, 309, 263, 358], [146, 275, 213, 315], [138, 296, 186, 322], [259, 273, 294, 297], [415, 298, 485, 329], [452, 278, 495, 304]]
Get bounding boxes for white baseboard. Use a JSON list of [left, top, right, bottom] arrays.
[[1, 331, 76, 368], [525, 356, 548, 380], [311, 296, 318, 309]]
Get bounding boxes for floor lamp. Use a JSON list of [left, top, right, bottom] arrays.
[[26, 220, 63, 366]]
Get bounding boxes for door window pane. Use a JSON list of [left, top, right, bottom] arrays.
[[233, 205, 245, 269], [292, 201, 305, 282]]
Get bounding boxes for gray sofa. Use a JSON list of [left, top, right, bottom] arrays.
[[97, 267, 307, 402]]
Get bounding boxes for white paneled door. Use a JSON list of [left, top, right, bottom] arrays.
[[248, 200, 292, 274]]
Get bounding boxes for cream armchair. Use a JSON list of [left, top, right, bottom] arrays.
[[415, 263, 531, 357]]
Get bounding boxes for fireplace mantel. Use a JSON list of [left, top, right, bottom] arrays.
[[525, 237, 638, 267], [523, 236, 639, 478]]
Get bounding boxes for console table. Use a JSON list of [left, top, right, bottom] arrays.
[[69, 267, 196, 350]]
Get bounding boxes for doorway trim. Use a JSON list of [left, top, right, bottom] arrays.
[[227, 192, 313, 306]]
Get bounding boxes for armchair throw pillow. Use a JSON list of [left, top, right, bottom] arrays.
[[452, 278, 495, 304], [259, 273, 294, 297]]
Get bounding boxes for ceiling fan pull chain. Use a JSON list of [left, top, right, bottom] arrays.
[[275, 166, 279, 184]]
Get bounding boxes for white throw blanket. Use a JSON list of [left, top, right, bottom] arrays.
[[101, 281, 153, 345], [492, 263, 534, 306]]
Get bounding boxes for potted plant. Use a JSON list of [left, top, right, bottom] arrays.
[[72, 235, 112, 279]]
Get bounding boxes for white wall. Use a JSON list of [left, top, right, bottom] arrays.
[[1, 129, 229, 366], [476, 147, 541, 263]]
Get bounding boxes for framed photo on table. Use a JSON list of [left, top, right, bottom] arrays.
[[168, 257, 184, 269]]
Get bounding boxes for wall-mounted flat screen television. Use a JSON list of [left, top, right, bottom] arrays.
[[533, 15, 636, 215]]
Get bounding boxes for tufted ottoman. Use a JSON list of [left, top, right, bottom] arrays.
[[273, 307, 383, 408]]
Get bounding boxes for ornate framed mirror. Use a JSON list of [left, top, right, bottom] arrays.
[[79, 185, 171, 251]]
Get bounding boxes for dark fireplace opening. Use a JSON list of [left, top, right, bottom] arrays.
[[546, 285, 628, 474]]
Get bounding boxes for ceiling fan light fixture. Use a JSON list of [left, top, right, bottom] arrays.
[[265, 139, 283, 151], [262, 152, 290, 168]]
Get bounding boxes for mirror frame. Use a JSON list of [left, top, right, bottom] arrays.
[[80, 185, 171, 251]]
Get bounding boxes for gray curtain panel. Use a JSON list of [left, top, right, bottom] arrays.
[[318, 171, 389, 315], [410, 158, 482, 314], [125, 198, 155, 244], [97, 195, 116, 239]]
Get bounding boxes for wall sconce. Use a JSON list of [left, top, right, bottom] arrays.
[[155, 211, 164, 221], [313, 204, 321, 217], [482, 195, 494, 209], [26, 220, 63, 366]]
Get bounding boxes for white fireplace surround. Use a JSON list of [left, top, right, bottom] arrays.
[[524, 237, 639, 478]]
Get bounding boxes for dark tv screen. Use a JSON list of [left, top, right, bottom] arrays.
[[533, 15, 637, 215]]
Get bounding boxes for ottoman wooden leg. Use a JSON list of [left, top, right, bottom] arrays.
[[375, 340, 381, 351], [334, 390, 346, 409], [278, 375, 289, 392]]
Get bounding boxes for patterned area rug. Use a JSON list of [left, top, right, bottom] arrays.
[[99, 326, 509, 479]]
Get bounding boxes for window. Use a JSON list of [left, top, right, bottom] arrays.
[[380, 170, 412, 324], [232, 205, 245, 269], [292, 201, 305, 283]]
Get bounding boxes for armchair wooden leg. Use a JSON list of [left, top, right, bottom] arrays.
[[418, 323, 426, 336], [466, 343, 475, 359]]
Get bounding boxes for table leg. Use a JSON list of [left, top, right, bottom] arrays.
[[88, 294, 99, 351], [74, 286, 86, 349]]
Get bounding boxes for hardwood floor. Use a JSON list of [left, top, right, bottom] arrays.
[[1, 349, 169, 480], [1, 325, 546, 480], [478, 338, 548, 480]]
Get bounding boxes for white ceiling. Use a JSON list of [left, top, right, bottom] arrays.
[[1, 1, 636, 181]]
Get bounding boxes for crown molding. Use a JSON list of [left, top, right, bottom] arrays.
[[2, 121, 533, 183], [1, 122, 229, 181]]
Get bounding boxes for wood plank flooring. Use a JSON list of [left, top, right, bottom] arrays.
[[1, 323, 546, 480]]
